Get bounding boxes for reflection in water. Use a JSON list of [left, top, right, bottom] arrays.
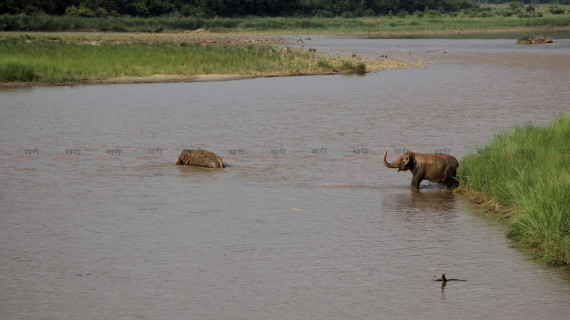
[[383, 188, 457, 224]]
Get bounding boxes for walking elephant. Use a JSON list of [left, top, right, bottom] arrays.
[[382, 149, 459, 189], [176, 149, 225, 169]]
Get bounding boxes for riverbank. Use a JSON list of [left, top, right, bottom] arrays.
[[0, 32, 424, 86], [457, 115, 570, 265], [2, 7, 569, 34]]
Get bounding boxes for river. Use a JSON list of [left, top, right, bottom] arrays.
[[1, 37, 569, 319]]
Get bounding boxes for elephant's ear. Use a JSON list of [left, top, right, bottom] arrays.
[[403, 153, 413, 168]]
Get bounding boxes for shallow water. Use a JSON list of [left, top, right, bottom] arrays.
[[1, 38, 570, 320]]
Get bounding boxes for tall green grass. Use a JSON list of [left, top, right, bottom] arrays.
[[0, 37, 368, 83], [458, 115, 570, 264], [0, 39, 274, 82]]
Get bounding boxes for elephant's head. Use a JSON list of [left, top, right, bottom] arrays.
[[382, 149, 413, 172]]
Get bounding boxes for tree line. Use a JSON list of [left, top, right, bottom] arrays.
[[2, 1, 568, 18], [1, 0, 474, 18]]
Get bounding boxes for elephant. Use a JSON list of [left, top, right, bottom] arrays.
[[176, 149, 225, 169], [382, 149, 459, 189]]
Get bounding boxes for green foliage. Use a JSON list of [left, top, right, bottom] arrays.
[[65, 6, 96, 17], [0, 60, 39, 82], [333, 60, 367, 74], [549, 6, 566, 14], [354, 62, 366, 74], [458, 115, 570, 265], [1, 2, 569, 33], [509, 2, 523, 10], [317, 59, 333, 70], [517, 32, 533, 41], [314, 10, 335, 18], [2, 12, 569, 33], [0, 0, 478, 18], [0, 36, 362, 82]]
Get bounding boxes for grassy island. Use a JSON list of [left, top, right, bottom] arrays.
[[458, 115, 570, 265], [0, 32, 424, 85]]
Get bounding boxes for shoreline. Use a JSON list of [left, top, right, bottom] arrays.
[[456, 183, 517, 218], [4, 25, 569, 38], [0, 74, 260, 88], [456, 115, 570, 265], [325, 25, 570, 37]]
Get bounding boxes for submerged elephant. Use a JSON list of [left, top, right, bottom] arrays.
[[382, 149, 459, 189], [176, 149, 225, 168]]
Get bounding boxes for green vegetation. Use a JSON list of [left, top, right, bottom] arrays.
[[1, 2, 568, 33], [516, 33, 554, 44], [0, 38, 289, 83], [2, 13, 569, 33], [1, 0, 478, 18], [458, 115, 570, 265], [518, 32, 536, 41], [0, 34, 413, 84]]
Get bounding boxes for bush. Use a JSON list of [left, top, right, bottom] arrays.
[[0, 14, 25, 31], [341, 60, 354, 70], [95, 8, 108, 18], [517, 33, 533, 41], [518, 12, 542, 18], [509, 2, 523, 11], [342, 11, 356, 18], [314, 10, 334, 18], [425, 9, 441, 18], [65, 6, 96, 17], [180, 5, 207, 18], [354, 62, 366, 74], [317, 60, 333, 70], [362, 8, 376, 17], [549, 7, 565, 15]]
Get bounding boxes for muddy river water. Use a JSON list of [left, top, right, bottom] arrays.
[[1, 37, 570, 319]]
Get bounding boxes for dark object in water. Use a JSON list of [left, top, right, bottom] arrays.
[[516, 35, 555, 45], [176, 149, 225, 168], [433, 272, 466, 282]]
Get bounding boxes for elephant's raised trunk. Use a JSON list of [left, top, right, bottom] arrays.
[[382, 149, 398, 168]]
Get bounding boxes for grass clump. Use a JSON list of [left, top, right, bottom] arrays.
[[0, 61, 40, 82], [458, 115, 570, 265]]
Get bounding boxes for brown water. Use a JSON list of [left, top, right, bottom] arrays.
[[1, 38, 570, 320]]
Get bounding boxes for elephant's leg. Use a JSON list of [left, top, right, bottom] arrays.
[[411, 173, 423, 189], [443, 167, 458, 189], [444, 177, 459, 189]]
